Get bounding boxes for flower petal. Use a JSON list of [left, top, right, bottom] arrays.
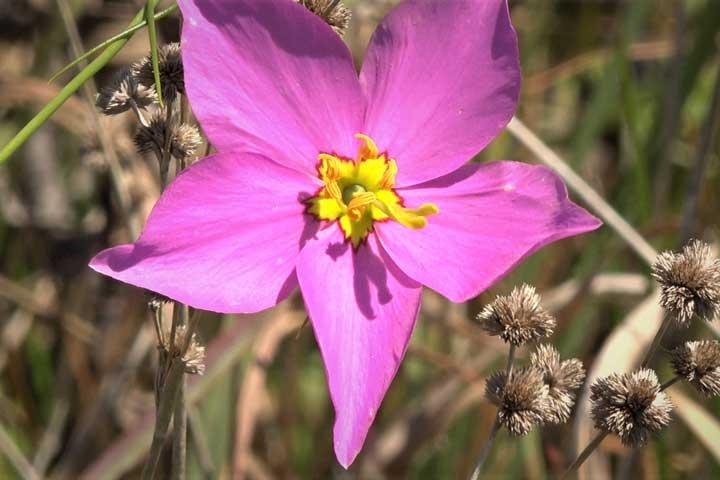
[[360, 0, 520, 186], [179, 0, 365, 175], [296, 227, 422, 468], [376, 162, 602, 302], [90, 153, 319, 313]]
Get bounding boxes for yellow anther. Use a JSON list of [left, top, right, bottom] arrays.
[[379, 159, 398, 189], [309, 133, 439, 247], [319, 154, 342, 180], [347, 191, 376, 221], [326, 181, 342, 202], [355, 133, 379, 160], [373, 199, 439, 230]]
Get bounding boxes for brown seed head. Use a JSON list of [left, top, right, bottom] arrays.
[[146, 291, 171, 311], [159, 323, 206, 375], [477, 284, 556, 345], [297, 0, 351, 36], [671, 340, 720, 397], [134, 109, 201, 162], [170, 123, 202, 162], [651, 240, 720, 326], [134, 109, 167, 159], [590, 369, 673, 446], [485, 366, 550, 436], [133, 43, 185, 102], [531, 344, 586, 424], [96, 67, 156, 115]]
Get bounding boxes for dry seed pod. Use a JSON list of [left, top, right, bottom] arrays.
[[531, 344, 585, 424], [485, 366, 550, 436], [133, 43, 185, 103], [96, 67, 156, 115], [671, 340, 720, 397], [297, 0, 351, 35], [590, 369, 672, 446], [477, 284, 555, 346], [652, 240, 720, 326]]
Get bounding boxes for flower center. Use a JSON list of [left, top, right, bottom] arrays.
[[308, 134, 439, 247]]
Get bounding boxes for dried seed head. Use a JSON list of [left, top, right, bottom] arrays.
[[531, 344, 586, 424], [477, 284, 556, 345], [134, 109, 201, 162], [146, 291, 171, 311], [134, 109, 167, 158], [485, 367, 550, 436], [133, 43, 185, 102], [590, 369, 673, 446], [651, 240, 720, 326], [297, 0, 351, 36], [159, 323, 206, 375], [671, 340, 720, 397], [171, 123, 202, 161], [96, 67, 156, 115]]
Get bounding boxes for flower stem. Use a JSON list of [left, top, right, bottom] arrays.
[[141, 358, 185, 480], [159, 105, 174, 188], [171, 378, 187, 480], [640, 314, 671, 368], [171, 303, 189, 480], [660, 375, 681, 391], [469, 416, 501, 480], [506, 344, 517, 378], [562, 431, 608, 479], [48, 3, 178, 83], [146, 0, 164, 107], [469, 343, 517, 480]]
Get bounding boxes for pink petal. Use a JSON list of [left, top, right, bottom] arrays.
[[296, 227, 422, 468], [90, 153, 318, 313], [376, 162, 602, 302], [178, 0, 365, 175], [360, 0, 520, 186]]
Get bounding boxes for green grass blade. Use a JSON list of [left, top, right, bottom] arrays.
[[0, 9, 148, 164], [48, 3, 178, 83], [146, 0, 164, 107]]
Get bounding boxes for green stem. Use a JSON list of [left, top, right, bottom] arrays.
[[49, 4, 178, 82], [0, 8, 147, 164], [146, 0, 164, 107]]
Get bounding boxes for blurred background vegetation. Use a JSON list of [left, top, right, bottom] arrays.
[[0, 0, 719, 478]]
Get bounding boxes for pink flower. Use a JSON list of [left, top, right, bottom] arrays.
[[91, 0, 601, 467]]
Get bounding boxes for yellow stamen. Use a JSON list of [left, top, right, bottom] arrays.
[[372, 199, 439, 229], [347, 191, 376, 221], [355, 133, 379, 160], [326, 181, 342, 202], [379, 159, 398, 189], [308, 133, 439, 247]]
